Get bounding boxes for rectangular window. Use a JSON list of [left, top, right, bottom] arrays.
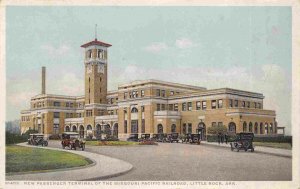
[[196, 101, 201, 110], [212, 122, 217, 127], [77, 113, 81, 118], [182, 102, 187, 111], [141, 90, 145, 97], [234, 100, 238, 107], [229, 99, 233, 108], [247, 101, 250, 108], [54, 112, 60, 118], [211, 100, 216, 109], [141, 119, 145, 133], [218, 100, 223, 108], [218, 122, 223, 127], [53, 124, 59, 134], [187, 102, 192, 111], [132, 90, 138, 98], [161, 90, 166, 97], [156, 89, 160, 96], [141, 106, 145, 112], [169, 104, 174, 111], [124, 121, 127, 134], [242, 101, 245, 108], [202, 101, 207, 110], [188, 123, 192, 134], [86, 110, 92, 117], [157, 104, 161, 111], [170, 91, 174, 96], [124, 92, 128, 99], [174, 103, 178, 111], [254, 102, 257, 109], [53, 101, 60, 107], [66, 102, 70, 107], [258, 103, 261, 109], [161, 104, 166, 111]]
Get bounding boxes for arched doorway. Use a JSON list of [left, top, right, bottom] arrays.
[[197, 122, 206, 140], [249, 122, 253, 133], [104, 124, 111, 135], [113, 123, 118, 137], [171, 124, 176, 133], [79, 125, 84, 138], [72, 125, 77, 132], [228, 122, 236, 133], [243, 122, 247, 132], [65, 126, 70, 132], [96, 124, 101, 139], [260, 123, 263, 134], [86, 125, 93, 139], [254, 122, 258, 134], [157, 124, 163, 134], [265, 123, 269, 134]]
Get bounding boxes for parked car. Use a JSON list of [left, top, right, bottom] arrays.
[[169, 133, 179, 143], [157, 133, 167, 142], [127, 133, 139, 142], [189, 134, 201, 145], [181, 134, 191, 143], [61, 132, 85, 151], [230, 132, 254, 152], [139, 134, 150, 141], [28, 133, 48, 146], [150, 134, 158, 141]]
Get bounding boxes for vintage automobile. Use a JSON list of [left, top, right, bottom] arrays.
[[181, 134, 191, 143], [169, 133, 179, 143], [61, 132, 85, 151], [230, 132, 254, 152], [150, 134, 158, 141], [28, 133, 48, 146], [157, 133, 167, 142], [189, 134, 201, 144], [127, 133, 139, 142], [139, 134, 150, 141]]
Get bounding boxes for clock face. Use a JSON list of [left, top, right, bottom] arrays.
[[87, 65, 92, 74], [98, 63, 105, 73]]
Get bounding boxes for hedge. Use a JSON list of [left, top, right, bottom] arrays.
[[206, 134, 292, 143], [6, 129, 38, 145]]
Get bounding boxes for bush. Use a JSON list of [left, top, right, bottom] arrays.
[[139, 140, 158, 145], [207, 125, 227, 135], [49, 134, 60, 140], [6, 132, 27, 144], [253, 136, 292, 143]]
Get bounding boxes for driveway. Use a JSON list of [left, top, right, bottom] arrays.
[[48, 141, 292, 181]]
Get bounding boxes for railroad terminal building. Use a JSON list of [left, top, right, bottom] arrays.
[[20, 37, 280, 140]]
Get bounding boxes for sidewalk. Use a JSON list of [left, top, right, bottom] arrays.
[[201, 141, 292, 158], [6, 143, 133, 181]]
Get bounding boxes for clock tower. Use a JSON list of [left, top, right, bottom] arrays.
[[81, 38, 112, 105]]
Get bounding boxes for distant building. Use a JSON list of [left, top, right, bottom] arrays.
[[20, 37, 280, 140]]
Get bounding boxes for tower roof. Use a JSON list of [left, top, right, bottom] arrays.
[[80, 39, 112, 48]]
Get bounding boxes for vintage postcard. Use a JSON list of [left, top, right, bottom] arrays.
[[1, 0, 300, 189]]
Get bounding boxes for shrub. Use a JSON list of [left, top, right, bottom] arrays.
[[253, 136, 292, 143], [6, 132, 27, 144], [139, 140, 158, 145], [49, 134, 60, 140], [207, 125, 227, 135]]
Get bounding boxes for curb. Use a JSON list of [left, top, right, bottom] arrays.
[[201, 142, 292, 158]]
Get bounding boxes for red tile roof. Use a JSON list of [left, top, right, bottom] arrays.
[[80, 38, 112, 48]]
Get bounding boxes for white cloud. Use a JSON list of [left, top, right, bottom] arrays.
[[175, 38, 196, 49], [41, 43, 71, 58], [144, 42, 168, 53], [48, 73, 84, 96]]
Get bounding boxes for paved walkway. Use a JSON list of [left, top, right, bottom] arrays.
[[201, 141, 292, 158], [6, 143, 133, 181]]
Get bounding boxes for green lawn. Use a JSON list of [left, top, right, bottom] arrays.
[[86, 141, 139, 146], [6, 145, 92, 173], [253, 142, 292, 150]]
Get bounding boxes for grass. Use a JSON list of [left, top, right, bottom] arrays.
[[253, 142, 292, 150], [6, 145, 92, 173], [85, 140, 139, 146]]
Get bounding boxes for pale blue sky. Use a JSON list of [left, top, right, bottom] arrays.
[[6, 6, 292, 134]]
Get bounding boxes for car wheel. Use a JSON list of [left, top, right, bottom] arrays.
[[251, 148, 254, 152], [44, 141, 48, 146], [82, 145, 85, 151]]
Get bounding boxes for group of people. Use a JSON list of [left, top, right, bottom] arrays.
[[217, 132, 228, 144]]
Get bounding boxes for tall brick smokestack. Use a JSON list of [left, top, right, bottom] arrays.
[[42, 67, 46, 94]]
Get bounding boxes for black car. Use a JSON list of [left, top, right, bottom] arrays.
[[28, 134, 48, 146], [127, 133, 139, 142], [230, 132, 254, 152], [167, 133, 179, 143], [189, 134, 201, 145], [139, 134, 150, 141]]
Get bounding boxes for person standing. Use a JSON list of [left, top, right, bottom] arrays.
[[225, 133, 228, 144], [217, 133, 221, 145], [221, 133, 224, 144]]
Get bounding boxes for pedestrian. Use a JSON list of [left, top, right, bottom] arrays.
[[225, 133, 228, 144], [217, 133, 221, 145], [221, 133, 224, 144]]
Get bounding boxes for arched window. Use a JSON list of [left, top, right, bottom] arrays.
[[243, 122, 247, 132], [86, 125, 92, 130], [249, 122, 253, 132], [228, 122, 236, 133], [79, 125, 84, 138], [254, 122, 258, 134], [157, 124, 163, 134], [65, 126, 70, 132], [72, 125, 77, 132], [131, 107, 138, 113], [105, 124, 111, 135], [96, 124, 101, 138], [171, 124, 176, 133]]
